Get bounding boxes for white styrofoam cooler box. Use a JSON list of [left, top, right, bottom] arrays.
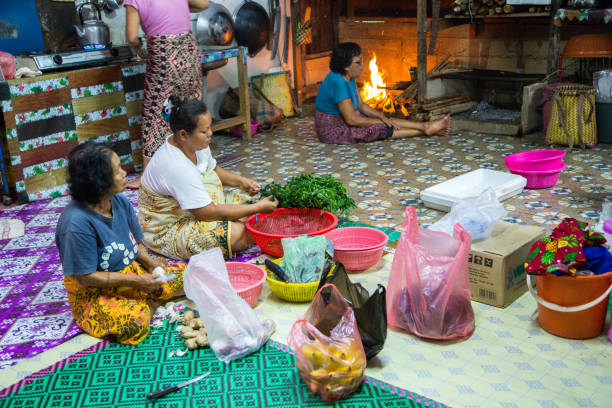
[[420, 169, 527, 212]]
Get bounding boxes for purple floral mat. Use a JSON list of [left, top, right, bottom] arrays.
[[0, 189, 264, 370], [0, 195, 81, 369]]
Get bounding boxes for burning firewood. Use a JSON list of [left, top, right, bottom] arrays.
[[360, 53, 400, 114]]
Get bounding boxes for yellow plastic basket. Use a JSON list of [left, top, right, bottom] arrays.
[[264, 258, 334, 303]]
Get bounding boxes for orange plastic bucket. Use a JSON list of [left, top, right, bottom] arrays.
[[527, 271, 612, 339]]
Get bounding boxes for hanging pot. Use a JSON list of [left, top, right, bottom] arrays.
[[233, 0, 270, 57], [195, 1, 234, 46]]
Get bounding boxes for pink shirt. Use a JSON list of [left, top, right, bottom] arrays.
[[124, 0, 191, 36]]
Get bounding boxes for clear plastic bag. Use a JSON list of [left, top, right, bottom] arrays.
[[387, 207, 475, 340], [594, 69, 612, 103], [183, 248, 275, 363], [288, 284, 366, 402], [429, 187, 506, 241], [279, 235, 329, 283]]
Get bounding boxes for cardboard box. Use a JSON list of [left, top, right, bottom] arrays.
[[468, 221, 547, 308]]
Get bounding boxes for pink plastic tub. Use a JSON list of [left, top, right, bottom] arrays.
[[507, 162, 566, 189], [325, 227, 389, 271], [226, 262, 266, 307], [504, 150, 566, 171]]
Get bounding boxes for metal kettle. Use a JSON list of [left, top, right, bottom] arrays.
[[74, 2, 111, 49]]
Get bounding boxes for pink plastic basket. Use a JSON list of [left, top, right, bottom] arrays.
[[507, 162, 566, 189], [226, 262, 266, 307], [504, 149, 566, 171], [325, 227, 389, 271]]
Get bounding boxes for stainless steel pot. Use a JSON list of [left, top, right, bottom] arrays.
[[195, 2, 234, 46]]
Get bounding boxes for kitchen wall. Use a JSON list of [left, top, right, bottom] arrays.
[[338, 17, 552, 86], [99, 0, 294, 118]]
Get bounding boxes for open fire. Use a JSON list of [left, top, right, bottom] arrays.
[[360, 54, 408, 116]]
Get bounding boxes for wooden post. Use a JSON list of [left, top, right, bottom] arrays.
[[291, 0, 304, 106], [428, 0, 440, 55], [546, 0, 561, 82], [347, 0, 355, 19], [237, 47, 252, 140], [417, 0, 428, 105], [516, 28, 524, 71]]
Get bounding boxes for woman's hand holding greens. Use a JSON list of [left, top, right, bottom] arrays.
[[240, 177, 262, 196], [257, 196, 279, 213]]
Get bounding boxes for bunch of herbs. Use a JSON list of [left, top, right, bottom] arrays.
[[261, 174, 356, 218]]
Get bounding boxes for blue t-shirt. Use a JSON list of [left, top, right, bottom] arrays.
[[315, 72, 360, 115], [55, 194, 144, 275]]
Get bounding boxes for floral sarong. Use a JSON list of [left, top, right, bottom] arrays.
[[142, 32, 202, 158], [524, 218, 606, 276], [138, 168, 252, 260], [63, 261, 185, 345], [314, 109, 392, 144]]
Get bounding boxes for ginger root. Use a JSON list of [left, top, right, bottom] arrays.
[[191, 318, 204, 330], [185, 338, 198, 350], [196, 334, 209, 347], [178, 310, 209, 350], [182, 310, 195, 325], [181, 327, 198, 339]]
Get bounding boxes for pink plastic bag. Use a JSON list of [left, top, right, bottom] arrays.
[[608, 312, 612, 344], [387, 206, 475, 340], [288, 284, 366, 402], [0, 51, 16, 80]]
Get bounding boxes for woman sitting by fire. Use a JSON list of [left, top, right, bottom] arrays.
[[315, 42, 451, 145]]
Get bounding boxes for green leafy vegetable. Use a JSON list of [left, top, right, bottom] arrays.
[[260, 174, 356, 218]]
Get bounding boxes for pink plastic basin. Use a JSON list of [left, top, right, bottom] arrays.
[[507, 162, 566, 189], [325, 227, 389, 271], [504, 150, 566, 171]]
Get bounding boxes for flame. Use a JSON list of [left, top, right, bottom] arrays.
[[361, 53, 395, 113]]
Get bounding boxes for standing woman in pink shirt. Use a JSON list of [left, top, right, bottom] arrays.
[[124, 0, 209, 188]]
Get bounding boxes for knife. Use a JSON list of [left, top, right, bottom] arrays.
[[146, 371, 211, 400], [265, 258, 289, 282]]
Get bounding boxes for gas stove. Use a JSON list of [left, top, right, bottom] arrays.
[[29, 45, 136, 71]]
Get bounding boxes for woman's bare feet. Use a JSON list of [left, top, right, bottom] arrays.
[[425, 114, 451, 137]]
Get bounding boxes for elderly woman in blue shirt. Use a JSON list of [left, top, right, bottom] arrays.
[[55, 142, 185, 345], [314, 42, 450, 144]]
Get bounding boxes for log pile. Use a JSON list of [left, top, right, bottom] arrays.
[[412, 95, 478, 121], [450, 0, 551, 16]]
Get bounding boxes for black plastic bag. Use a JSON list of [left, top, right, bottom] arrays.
[[317, 262, 387, 359]]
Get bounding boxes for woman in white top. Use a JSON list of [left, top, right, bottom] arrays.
[[138, 96, 278, 260]]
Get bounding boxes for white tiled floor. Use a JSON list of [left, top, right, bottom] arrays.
[[3, 253, 611, 407], [252, 254, 612, 408]]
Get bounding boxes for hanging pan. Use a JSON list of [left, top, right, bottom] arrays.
[[233, 0, 270, 57]]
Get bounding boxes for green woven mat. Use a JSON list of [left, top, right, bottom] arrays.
[[0, 321, 447, 408], [337, 220, 401, 243]]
